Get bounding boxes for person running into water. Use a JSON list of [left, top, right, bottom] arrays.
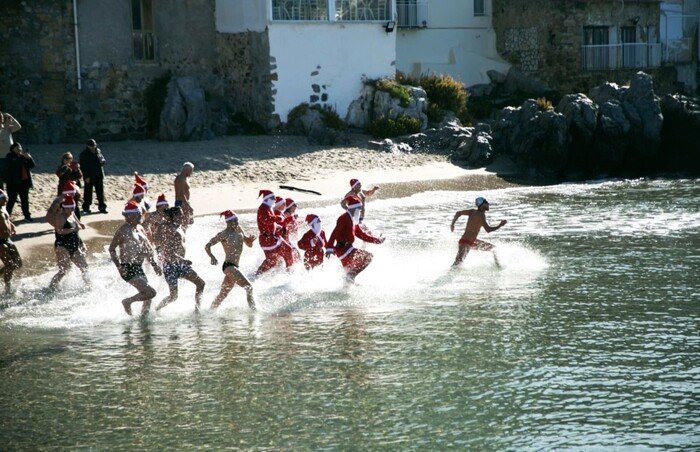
[[174, 162, 194, 226], [133, 172, 153, 211], [205, 210, 257, 310], [340, 178, 379, 228], [255, 189, 294, 277], [0, 189, 22, 295], [46, 193, 89, 292], [326, 194, 385, 282], [154, 206, 205, 313], [450, 197, 507, 268], [143, 193, 169, 242], [297, 214, 327, 270], [109, 201, 162, 317]]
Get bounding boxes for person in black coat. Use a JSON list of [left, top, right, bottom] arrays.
[[79, 139, 107, 214], [5, 142, 35, 221]]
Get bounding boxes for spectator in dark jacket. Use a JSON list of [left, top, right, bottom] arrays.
[[56, 152, 83, 219], [79, 139, 107, 214], [5, 142, 35, 221]]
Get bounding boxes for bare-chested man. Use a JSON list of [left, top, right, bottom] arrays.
[[174, 162, 194, 226], [0, 189, 22, 295], [340, 178, 379, 226], [46, 194, 89, 292], [154, 206, 205, 312], [109, 201, 162, 316], [204, 210, 256, 310], [450, 197, 507, 268], [143, 193, 169, 243]]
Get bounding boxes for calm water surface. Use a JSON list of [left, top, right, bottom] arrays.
[[1, 178, 698, 450]]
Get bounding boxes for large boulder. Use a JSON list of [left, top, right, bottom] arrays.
[[659, 94, 700, 171], [346, 83, 429, 131], [159, 76, 212, 141]]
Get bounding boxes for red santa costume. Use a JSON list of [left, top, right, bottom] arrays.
[[255, 190, 293, 276], [297, 214, 327, 270], [326, 195, 384, 281]]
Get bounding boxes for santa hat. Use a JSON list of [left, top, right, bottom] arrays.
[[132, 184, 146, 197], [220, 210, 238, 222], [62, 181, 77, 195], [134, 172, 148, 189], [344, 195, 362, 210], [258, 189, 275, 202], [305, 214, 320, 225], [61, 195, 76, 209], [350, 178, 361, 189], [274, 196, 285, 209], [156, 193, 169, 207], [123, 200, 141, 214], [285, 198, 296, 209]]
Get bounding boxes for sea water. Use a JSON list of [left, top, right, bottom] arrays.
[[1, 178, 698, 449]]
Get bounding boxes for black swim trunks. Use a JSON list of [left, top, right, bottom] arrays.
[[120, 263, 146, 282], [54, 221, 83, 257], [222, 261, 238, 272]]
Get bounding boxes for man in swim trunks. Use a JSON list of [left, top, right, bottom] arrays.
[[174, 162, 194, 227], [46, 193, 89, 292], [154, 206, 205, 312], [143, 193, 169, 243], [340, 178, 379, 228], [109, 201, 162, 316], [450, 197, 507, 268], [205, 209, 256, 309], [326, 194, 385, 282], [0, 189, 22, 295]]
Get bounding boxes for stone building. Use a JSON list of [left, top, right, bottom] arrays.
[[491, 0, 694, 94]]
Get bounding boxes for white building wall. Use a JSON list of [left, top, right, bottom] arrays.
[[395, 0, 510, 86], [269, 23, 396, 122], [215, 0, 267, 33]]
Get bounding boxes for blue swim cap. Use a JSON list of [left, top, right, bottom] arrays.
[[475, 197, 488, 207]]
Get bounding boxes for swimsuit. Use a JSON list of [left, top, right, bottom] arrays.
[[222, 261, 238, 272], [163, 261, 193, 286], [120, 263, 146, 282], [458, 238, 477, 248], [55, 220, 83, 256]]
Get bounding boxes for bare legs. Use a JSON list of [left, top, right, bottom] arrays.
[[155, 271, 205, 312], [48, 246, 89, 292], [122, 277, 157, 317], [211, 267, 255, 310]]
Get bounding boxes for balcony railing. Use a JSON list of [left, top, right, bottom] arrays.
[[396, 1, 428, 28], [581, 43, 662, 71], [271, 0, 389, 21]]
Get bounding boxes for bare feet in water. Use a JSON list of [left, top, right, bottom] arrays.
[[122, 299, 132, 316]]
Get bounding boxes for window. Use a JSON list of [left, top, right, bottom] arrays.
[[621, 26, 637, 68], [132, 0, 155, 62], [474, 0, 485, 16], [582, 26, 610, 69]]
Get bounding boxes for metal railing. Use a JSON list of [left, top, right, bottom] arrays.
[[581, 43, 662, 71], [271, 0, 389, 21], [396, 1, 428, 28]]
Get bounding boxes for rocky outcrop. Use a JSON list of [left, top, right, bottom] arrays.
[[286, 106, 349, 146], [374, 72, 699, 182], [159, 76, 212, 141], [346, 84, 429, 131]]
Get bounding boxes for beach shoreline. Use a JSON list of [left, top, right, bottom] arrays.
[[6, 134, 522, 276]]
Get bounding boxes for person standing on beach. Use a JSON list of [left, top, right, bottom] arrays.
[[297, 214, 327, 270], [341, 179, 379, 230], [0, 111, 21, 192], [254, 189, 293, 277], [46, 194, 89, 292], [154, 206, 205, 313], [0, 189, 22, 295], [5, 142, 35, 222], [326, 194, 385, 282], [174, 162, 194, 226], [450, 197, 507, 268], [109, 201, 162, 317], [205, 210, 256, 310], [80, 139, 107, 214]]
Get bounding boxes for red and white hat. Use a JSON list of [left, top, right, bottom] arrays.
[[350, 178, 361, 189], [285, 198, 296, 209], [134, 172, 148, 189], [258, 189, 275, 202], [274, 196, 285, 210], [305, 213, 320, 225], [220, 210, 238, 222], [61, 195, 76, 209], [344, 195, 362, 210], [62, 181, 77, 195], [123, 200, 141, 214], [132, 184, 146, 197], [156, 193, 169, 207]]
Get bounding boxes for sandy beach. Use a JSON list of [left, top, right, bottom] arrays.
[[5, 132, 520, 275]]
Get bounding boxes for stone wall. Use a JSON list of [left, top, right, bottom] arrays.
[[493, 0, 662, 94], [0, 0, 270, 143]]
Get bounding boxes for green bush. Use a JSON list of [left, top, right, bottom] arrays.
[[366, 114, 421, 139], [374, 78, 412, 107], [144, 72, 172, 136], [396, 71, 470, 125], [286, 103, 346, 131]]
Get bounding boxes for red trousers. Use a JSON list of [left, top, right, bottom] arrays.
[[255, 242, 295, 276], [340, 249, 373, 281]]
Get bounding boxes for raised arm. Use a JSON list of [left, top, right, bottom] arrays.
[[239, 226, 256, 247], [450, 210, 467, 232], [483, 219, 507, 234], [204, 233, 223, 264]]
